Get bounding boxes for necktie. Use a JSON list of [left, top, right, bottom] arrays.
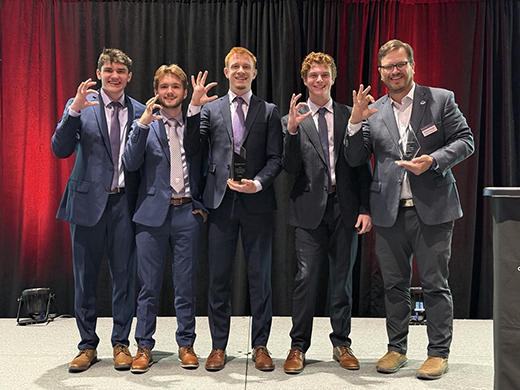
[[233, 96, 245, 154], [318, 107, 331, 188], [109, 102, 122, 190], [168, 119, 184, 194]]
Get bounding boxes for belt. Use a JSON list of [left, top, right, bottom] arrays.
[[109, 187, 125, 195], [170, 197, 192, 205], [399, 198, 414, 207]]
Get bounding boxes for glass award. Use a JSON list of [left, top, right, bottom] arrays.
[[397, 125, 421, 161], [232, 143, 247, 181]]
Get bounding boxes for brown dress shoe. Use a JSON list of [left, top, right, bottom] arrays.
[[113, 344, 132, 370], [376, 351, 408, 373], [205, 349, 226, 371], [253, 346, 275, 371], [69, 349, 97, 372], [283, 348, 305, 374], [131, 346, 153, 374], [178, 345, 199, 369], [333, 345, 360, 370], [416, 356, 448, 380]]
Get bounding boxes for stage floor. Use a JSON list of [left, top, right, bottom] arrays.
[[3, 316, 492, 389]]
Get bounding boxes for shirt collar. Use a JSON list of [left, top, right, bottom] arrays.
[[100, 89, 126, 107], [307, 98, 333, 116], [391, 82, 415, 111], [228, 89, 253, 106], [160, 110, 183, 126]]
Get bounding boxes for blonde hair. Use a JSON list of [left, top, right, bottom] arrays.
[[153, 64, 188, 91]]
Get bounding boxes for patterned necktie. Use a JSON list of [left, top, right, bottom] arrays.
[[109, 101, 122, 190], [318, 107, 331, 188], [233, 96, 245, 154], [168, 119, 184, 194]]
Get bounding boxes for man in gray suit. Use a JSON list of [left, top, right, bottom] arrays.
[[282, 52, 372, 374], [345, 39, 474, 380]]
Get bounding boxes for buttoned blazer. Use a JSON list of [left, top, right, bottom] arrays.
[[282, 102, 371, 230], [184, 94, 283, 214], [122, 114, 207, 227], [51, 92, 145, 227], [345, 84, 474, 227]]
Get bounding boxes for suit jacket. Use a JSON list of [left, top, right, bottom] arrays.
[[51, 92, 145, 227], [184, 93, 283, 214], [345, 84, 474, 227], [122, 114, 207, 227], [282, 102, 371, 230]]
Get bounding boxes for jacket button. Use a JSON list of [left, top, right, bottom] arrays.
[[105, 187, 110, 192], [109, 166, 114, 171], [398, 180, 403, 185]]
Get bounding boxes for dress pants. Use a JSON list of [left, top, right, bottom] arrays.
[[70, 192, 136, 350], [376, 206, 454, 358], [207, 190, 273, 350], [134, 202, 203, 349], [290, 193, 358, 353]]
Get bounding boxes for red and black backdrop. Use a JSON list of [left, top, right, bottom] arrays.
[[1, 0, 518, 320]]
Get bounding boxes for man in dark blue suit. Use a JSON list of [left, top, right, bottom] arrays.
[[51, 48, 145, 372], [123, 65, 215, 373], [281, 52, 372, 374], [185, 47, 283, 372]]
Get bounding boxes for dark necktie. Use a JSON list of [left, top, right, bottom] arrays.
[[109, 101, 122, 190], [318, 107, 331, 187], [168, 119, 184, 193], [233, 96, 245, 154]]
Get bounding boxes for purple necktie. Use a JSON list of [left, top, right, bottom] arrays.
[[109, 101, 122, 190], [233, 96, 245, 153], [318, 107, 331, 189]]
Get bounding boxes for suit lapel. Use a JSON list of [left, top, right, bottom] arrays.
[[242, 94, 260, 143], [153, 120, 171, 164], [219, 96, 233, 141], [92, 92, 112, 158], [124, 95, 134, 143], [332, 102, 346, 167], [299, 106, 328, 166], [379, 95, 402, 153], [410, 84, 428, 135]]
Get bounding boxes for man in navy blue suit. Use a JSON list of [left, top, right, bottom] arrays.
[[123, 65, 216, 373], [185, 47, 283, 372], [51, 48, 145, 372]]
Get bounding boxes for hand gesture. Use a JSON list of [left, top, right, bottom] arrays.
[[138, 95, 163, 126], [190, 71, 218, 106], [286, 93, 311, 134], [70, 78, 99, 112], [350, 84, 377, 124], [227, 178, 257, 194], [396, 154, 434, 176]]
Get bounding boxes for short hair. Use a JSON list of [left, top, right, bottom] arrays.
[[300, 52, 337, 81], [378, 39, 414, 65], [224, 47, 257, 68], [97, 48, 132, 72], [153, 64, 188, 91]]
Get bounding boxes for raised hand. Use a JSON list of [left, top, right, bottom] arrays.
[[190, 70, 218, 106], [70, 78, 99, 112], [138, 95, 163, 126], [350, 84, 377, 124], [286, 93, 311, 134]]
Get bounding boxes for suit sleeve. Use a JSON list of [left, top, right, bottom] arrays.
[[122, 121, 149, 172], [430, 91, 474, 173], [51, 98, 81, 158], [354, 162, 372, 215], [344, 120, 374, 167], [281, 114, 303, 175]]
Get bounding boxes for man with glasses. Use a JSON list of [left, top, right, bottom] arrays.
[[345, 39, 474, 380]]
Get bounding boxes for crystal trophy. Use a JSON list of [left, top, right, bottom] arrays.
[[232, 143, 247, 181], [397, 125, 421, 161]]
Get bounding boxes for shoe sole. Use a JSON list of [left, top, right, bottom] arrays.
[[68, 358, 98, 373], [416, 366, 449, 380], [130, 361, 153, 374], [376, 359, 408, 374], [284, 368, 303, 374], [333, 354, 360, 370], [114, 363, 132, 371], [205, 365, 225, 371]]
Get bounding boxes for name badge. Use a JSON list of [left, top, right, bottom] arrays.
[[421, 123, 438, 137]]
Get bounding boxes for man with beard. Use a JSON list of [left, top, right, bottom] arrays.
[[122, 65, 216, 373], [345, 39, 474, 380], [52, 48, 145, 373]]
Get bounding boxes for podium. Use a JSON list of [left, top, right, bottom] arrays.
[[483, 187, 520, 390]]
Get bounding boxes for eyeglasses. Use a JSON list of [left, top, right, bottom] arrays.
[[378, 61, 409, 72]]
